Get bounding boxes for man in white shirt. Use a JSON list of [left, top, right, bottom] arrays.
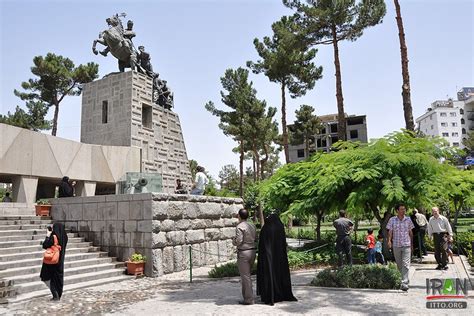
[[414, 209, 428, 256], [427, 207, 453, 270], [191, 166, 209, 195]]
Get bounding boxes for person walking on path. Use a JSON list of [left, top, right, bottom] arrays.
[[387, 203, 414, 291], [333, 210, 353, 267], [232, 208, 257, 305], [427, 207, 453, 270], [365, 228, 376, 264], [40, 223, 68, 301], [413, 209, 428, 256]]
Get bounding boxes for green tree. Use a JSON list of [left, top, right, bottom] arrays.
[[284, 0, 386, 141], [0, 101, 50, 131], [394, 0, 414, 131], [189, 159, 199, 179], [463, 132, 474, 155], [260, 131, 460, 243], [14, 53, 99, 136], [206, 68, 256, 196], [218, 164, 240, 193], [289, 104, 321, 158], [247, 15, 323, 164]]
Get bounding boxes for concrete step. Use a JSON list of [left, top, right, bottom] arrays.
[[0, 229, 44, 237], [14, 268, 127, 294], [7, 262, 125, 285], [8, 274, 132, 303], [0, 216, 50, 221], [0, 237, 84, 248], [0, 224, 51, 231], [0, 233, 77, 242], [0, 219, 53, 226], [0, 251, 111, 270], [0, 242, 92, 255], [0, 257, 119, 278], [0, 246, 101, 262]]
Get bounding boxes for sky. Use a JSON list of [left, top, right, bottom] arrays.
[[1, 0, 473, 179]]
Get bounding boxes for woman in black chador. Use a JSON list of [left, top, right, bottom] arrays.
[[40, 223, 68, 300], [257, 213, 297, 305]]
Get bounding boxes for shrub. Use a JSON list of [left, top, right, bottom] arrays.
[[129, 253, 146, 262], [208, 261, 257, 278], [311, 264, 401, 289]]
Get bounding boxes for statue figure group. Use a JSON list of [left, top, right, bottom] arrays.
[[92, 13, 173, 110]]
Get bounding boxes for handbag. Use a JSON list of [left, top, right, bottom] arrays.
[[43, 235, 62, 265]]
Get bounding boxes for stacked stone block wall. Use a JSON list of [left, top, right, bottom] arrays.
[[51, 193, 243, 277]]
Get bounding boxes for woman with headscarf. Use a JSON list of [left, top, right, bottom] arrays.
[[58, 176, 74, 198], [40, 223, 68, 300], [257, 213, 297, 305]]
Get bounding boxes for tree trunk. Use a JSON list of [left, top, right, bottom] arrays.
[[252, 157, 256, 182], [305, 137, 310, 159], [51, 99, 59, 136], [331, 25, 346, 142], [371, 204, 392, 259], [239, 139, 244, 197], [315, 211, 322, 242], [353, 219, 359, 242], [394, 0, 415, 131], [281, 82, 290, 163], [253, 143, 260, 182], [260, 145, 269, 180]]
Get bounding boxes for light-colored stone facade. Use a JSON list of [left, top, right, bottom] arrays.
[[0, 123, 140, 204], [80, 71, 192, 193], [51, 193, 243, 277]]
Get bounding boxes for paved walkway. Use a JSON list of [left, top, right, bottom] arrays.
[[1, 254, 472, 315]]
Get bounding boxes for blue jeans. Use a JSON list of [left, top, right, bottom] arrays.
[[190, 188, 204, 195], [367, 248, 376, 264]]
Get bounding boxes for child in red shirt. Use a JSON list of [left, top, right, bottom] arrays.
[[366, 228, 376, 264]]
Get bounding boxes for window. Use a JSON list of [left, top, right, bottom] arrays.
[[462, 128, 467, 134], [440, 112, 447, 117], [102, 101, 108, 124], [460, 109, 464, 115], [430, 114, 433, 120], [142, 103, 152, 129], [297, 149, 305, 158], [331, 136, 339, 144], [452, 132, 459, 137], [330, 124, 338, 133], [442, 132, 449, 137], [440, 122, 447, 127], [350, 130, 359, 139], [461, 118, 465, 124], [453, 142, 460, 147], [321, 127, 326, 134], [450, 112, 456, 117], [431, 125, 434, 130], [451, 122, 457, 127], [347, 117, 364, 125]]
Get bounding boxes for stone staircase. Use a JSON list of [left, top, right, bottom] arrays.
[[0, 215, 130, 303]]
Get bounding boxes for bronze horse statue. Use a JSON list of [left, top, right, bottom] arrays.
[[92, 14, 139, 72]]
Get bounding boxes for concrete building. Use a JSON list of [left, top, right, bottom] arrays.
[[416, 87, 474, 148], [0, 71, 192, 204], [288, 113, 368, 163]]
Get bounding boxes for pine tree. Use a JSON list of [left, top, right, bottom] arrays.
[[290, 104, 321, 158], [284, 0, 386, 141], [14, 53, 98, 136], [247, 15, 322, 164], [0, 101, 51, 131]]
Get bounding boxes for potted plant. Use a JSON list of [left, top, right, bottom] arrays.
[[35, 199, 51, 216], [126, 253, 146, 276]]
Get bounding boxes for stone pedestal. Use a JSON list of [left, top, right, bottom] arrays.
[[80, 71, 192, 193]]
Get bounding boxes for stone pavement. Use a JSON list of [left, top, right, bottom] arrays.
[[1, 254, 472, 315]]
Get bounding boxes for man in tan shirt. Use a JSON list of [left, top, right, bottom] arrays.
[[232, 208, 256, 305], [428, 207, 453, 270]]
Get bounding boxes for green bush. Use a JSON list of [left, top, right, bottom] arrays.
[[311, 264, 401, 289], [208, 261, 257, 278]]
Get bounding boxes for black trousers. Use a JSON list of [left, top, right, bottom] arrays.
[[419, 227, 427, 255], [336, 235, 352, 267], [433, 233, 448, 267]]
